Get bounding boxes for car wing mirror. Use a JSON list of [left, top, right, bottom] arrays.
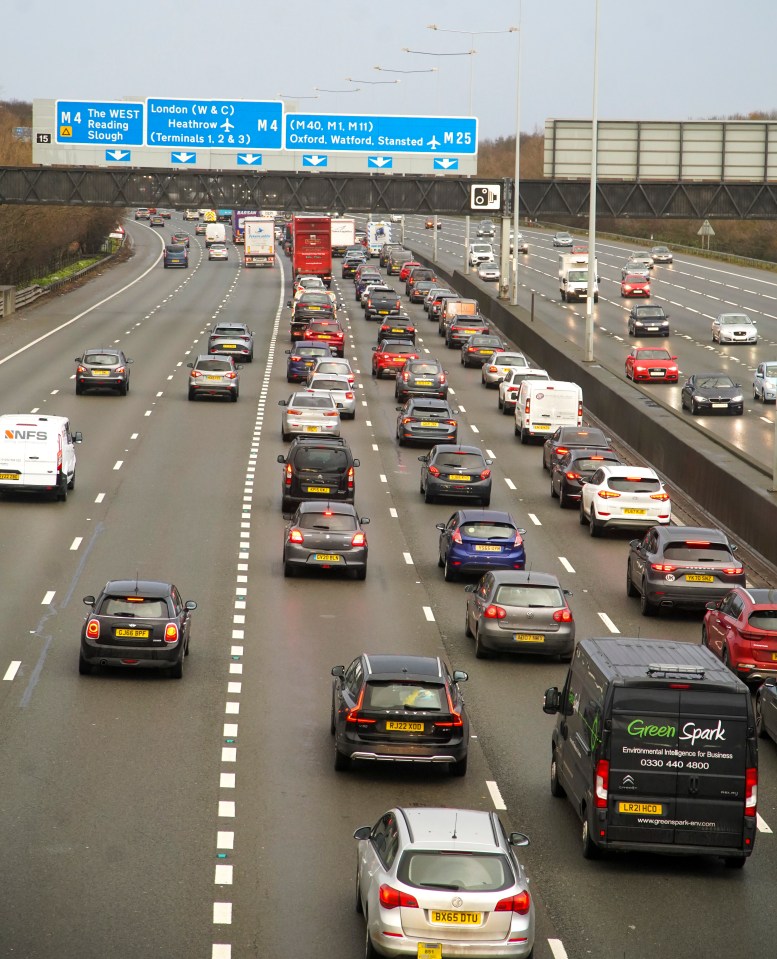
[[285, 349, 291, 354], [563, 589, 573, 597], [278, 400, 288, 407], [508, 832, 530, 848], [452, 669, 468, 683], [331, 665, 345, 678], [83, 595, 95, 606], [185, 601, 197, 611], [353, 459, 360, 468], [463, 583, 476, 593], [629, 539, 640, 549], [353, 826, 371, 841], [277, 454, 286, 464], [543, 686, 561, 715], [418, 455, 429, 463], [73, 431, 83, 443], [435, 523, 445, 531], [360, 517, 370, 525], [705, 600, 721, 610], [186, 362, 194, 368]]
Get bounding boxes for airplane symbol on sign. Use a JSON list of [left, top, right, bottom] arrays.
[[221, 118, 234, 133], [427, 136, 440, 150]]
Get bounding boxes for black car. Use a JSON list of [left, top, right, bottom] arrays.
[[283, 501, 369, 580], [379, 243, 405, 268], [446, 316, 490, 349], [75, 348, 133, 396], [277, 435, 359, 513], [289, 293, 335, 341], [542, 426, 612, 471], [756, 679, 777, 745], [628, 304, 670, 336], [626, 525, 746, 616], [394, 359, 448, 401], [681, 373, 744, 415], [377, 316, 416, 344], [330, 653, 469, 775], [365, 288, 401, 321], [341, 257, 364, 279], [460, 334, 505, 368], [408, 279, 437, 304], [419, 445, 493, 505], [79, 579, 197, 678], [550, 448, 622, 508], [396, 398, 458, 446]]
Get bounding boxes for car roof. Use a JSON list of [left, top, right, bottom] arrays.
[[431, 445, 482, 456], [194, 354, 234, 363], [554, 427, 608, 440], [103, 580, 173, 597], [297, 500, 357, 515], [489, 570, 561, 588], [409, 398, 451, 408], [396, 807, 504, 851], [83, 347, 121, 354], [363, 654, 444, 681], [456, 509, 516, 524], [742, 588, 777, 605], [654, 525, 730, 544]]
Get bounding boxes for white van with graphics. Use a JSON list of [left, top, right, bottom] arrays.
[[514, 380, 583, 444], [0, 414, 82, 501]]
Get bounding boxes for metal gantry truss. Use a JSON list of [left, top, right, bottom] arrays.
[[1, 166, 777, 218]]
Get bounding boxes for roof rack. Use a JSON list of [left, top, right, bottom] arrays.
[[647, 663, 705, 679]]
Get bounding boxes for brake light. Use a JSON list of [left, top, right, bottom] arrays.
[[287, 408, 302, 415], [323, 411, 339, 417], [651, 563, 677, 572], [288, 528, 304, 544], [594, 759, 609, 808], [553, 608, 573, 622], [345, 392, 354, 400], [347, 466, 355, 491], [86, 618, 100, 639], [351, 531, 366, 547], [513, 530, 524, 547], [444, 419, 457, 427], [565, 471, 582, 481], [650, 492, 670, 501], [524, 398, 531, 414], [345, 685, 376, 725], [451, 529, 462, 544], [479, 469, 491, 480], [225, 372, 237, 380], [746, 767, 757, 814], [577, 401, 583, 418], [164, 623, 179, 645], [495, 891, 531, 915], [723, 567, 744, 576], [484, 605, 506, 619], [598, 490, 620, 499], [555, 447, 569, 457], [438, 686, 464, 728], [401, 417, 413, 425], [379, 885, 418, 909], [76, 365, 86, 374], [401, 372, 409, 381], [439, 373, 447, 385], [284, 464, 292, 487], [427, 465, 440, 477], [190, 370, 202, 378]]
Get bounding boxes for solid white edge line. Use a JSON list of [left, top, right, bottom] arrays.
[[486, 780, 507, 810]]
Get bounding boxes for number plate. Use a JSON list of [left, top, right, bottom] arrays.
[[306, 486, 331, 493], [115, 628, 150, 638], [475, 545, 501, 552], [314, 553, 341, 562], [618, 802, 663, 815], [415, 380, 433, 385], [430, 911, 481, 926], [479, 349, 492, 354], [417, 946, 442, 959], [685, 574, 714, 583], [391, 328, 404, 333], [305, 426, 320, 432], [419, 421, 440, 428], [711, 403, 728, 409], [515, 634, 545, 643], [448, 474, 471, 481], [533, 424, 551, 431], [222, 343, 237, 349], [206, 375, 222, 380], [0, 473, 19, 480], [386, 720, 425, 732], [623, 508, 646, 515], [772, 653, 777, 662], [92, 370, 110, 376]]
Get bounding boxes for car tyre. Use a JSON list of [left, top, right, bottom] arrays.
[[444, 558, 457, 582], [691, 399, 699, 416], [579, 502, 588, 525], [75, 383, 84, 395], [188, 389, 196, 401], [550, 479, 558, 499], [450, 755, 468, 777], [78, 652, 92, 675], [334, 746, 350, 772], [756, 696, 768, 739], [353, 566, 367, 581], [640, 580, 656, 616], [520, 427, 529, 445], [354, 867, 363, 914], [474, 628, 491, 660], [550, 752, 566, 798], [464, 609, 473, 637], [283, 562, 296, 578], [588, 509, 601, 537], [626, 562, 638, 597], [722, 646, 731, 671], [581, 814, 600, 859], [169, 654, 184, 679], [281, 496, 294, 514], [724, 857, 746, 870], [67, 469, 76, 491]]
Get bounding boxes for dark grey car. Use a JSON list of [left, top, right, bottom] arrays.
[[283, 501, 369, 579], [75, 348, 133, 396]]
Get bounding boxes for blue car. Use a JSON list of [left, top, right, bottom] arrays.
[[435, 509, 527, 582], [285, 343, 335, 382]]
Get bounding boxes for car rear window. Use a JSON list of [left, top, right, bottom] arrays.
[[409, 364, 440, 375], [214, 328, 246, 337], [661, 543, 734, 562], [300, 294, 331, 306], [166, 245, 186, 254], [295, 449, 349, 471], [460, 522, 516, 539], [749, 611, 777, 631], [197, 359, 232, 372], [364, 681, 444, 711], [299, 512, 357, 532], [101, 597, 168, 617], [398, 852, 512, 893], [495, 585, 564, 608], [291, 395, 335, 409], [84, 353, 119, 365], [434, 453, 485, 471], [310, 378, 348, 391], [607, 476, 661, 493], [574, 456, 619, 472]]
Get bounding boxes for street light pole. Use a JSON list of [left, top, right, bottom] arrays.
[[511, 18, 522, 305], [584, 0, 601, 364]]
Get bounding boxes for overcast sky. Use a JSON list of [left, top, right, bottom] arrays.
[[4, 0, 774, 141]]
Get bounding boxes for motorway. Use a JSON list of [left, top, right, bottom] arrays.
[[0, 214, 776, 959]]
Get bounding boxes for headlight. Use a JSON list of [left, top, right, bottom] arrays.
[[731, 395, 743, 403], [693, 394, 706, 402]]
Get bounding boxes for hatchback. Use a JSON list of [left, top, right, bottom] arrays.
[[446, 316, 491, 350], [542, 425, 612, 471], [580, 465, 671, 536], [373, 341, 420, 378], [477, 261, 501, 282], [408, 279, 437, 304], [628, 304, 669, 337], [208, 243, 228, 261], [285, 344, 335, 383], [704, 587, 777, 684], [75, 348, 133, 396], [398, 261, 421, 283], [332, 655, 469, 774], [277, 436, 358, 512], [621, 274, 650, 297], [482, 351, 529, 388], [341, 256, 365, 278], [170, 231, 190, 248], [303, 321, 345, 356], [186, 355, 240, 402], [465, 570, 574, 661], [279, 392, 341, 440], [306, 373, 357, 419], [353, 806, 533, 958], [195, 222, 207, 235], [552, 232, 573, 247], [394, 359, 447, 401], [163, 244, 188, 268], [436, 509, 526, 581], [419, 445, 492, 505], [460, 334, 505, 368], [79, 579, 197, 678], [283, 501, 368, 579], [625, 347, 679, 383], [396, 398, 458, 446], [208, 323, 254, 363], [309, 357, 355, 385], [627, 525, 745, 616], [550, 448, 622, 508]]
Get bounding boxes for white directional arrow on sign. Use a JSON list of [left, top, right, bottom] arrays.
[[434, 158, 459, 170], [105, 149, 130, 162], [368, 156, 392, 168], [237, 153, 263, 165], [303, 155, 328, 166], [171, 152, 196, 163]]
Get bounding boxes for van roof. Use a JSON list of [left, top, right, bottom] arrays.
[[0, 414, 69, 428]]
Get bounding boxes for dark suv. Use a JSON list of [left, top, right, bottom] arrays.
[[395, 359, 448, 401], [277, 436, 360, 513]]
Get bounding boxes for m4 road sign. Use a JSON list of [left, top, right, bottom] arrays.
[[56, 101, 144, 146]]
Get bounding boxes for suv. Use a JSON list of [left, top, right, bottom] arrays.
[[208, 322, 255, 363], [628, 304, 670, 337], [277, 436, 359, 513], [186, 355, 240, 402], [541, 426, 612, 471], [163, 244, 188, 268], [704, 587, 777, 684], [331, 654, 470, 774], [395, 359, 448, 401], [290, 293, 335, 341], [476, 219, 495, 237], [134, 208, 150, 220]]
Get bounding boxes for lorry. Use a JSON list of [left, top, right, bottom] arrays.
[[559, 253, 599, 303], [243, 217, 275, 268], [292, 215, 332, 287], [232, 210, 261, 244], [330, 218, 356, 258], [366, 220, 391, 257], [217, 209, 232, 223]]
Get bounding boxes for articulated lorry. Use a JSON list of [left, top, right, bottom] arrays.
[[243, 217, 275, 268], [232, 210, 261, 244], [292, 215, 332, 287]]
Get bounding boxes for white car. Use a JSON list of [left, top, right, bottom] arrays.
[[308, 357, 355, 385], [390, 213, 403, 223], [208, 243, 228, 261], [712, 312, 758, 344], [481, 351, 529, 387], [305, 373, 356, 420], [500, 368, 550, 414], [552, 232, 573, 247], [423, 286, 454, 312], [753, 361, 777, 402], [183, 210, 199, 221], [477, 261, 500, 282], [293, 275, 326, 297], [279, 392, 341, 440], [579, 465, 671, 537]]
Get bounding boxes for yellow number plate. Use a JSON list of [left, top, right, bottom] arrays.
[[206, 375, 222, 380], [391, 328, 404, 333], [479, 349, 492, 354], [306, 486, 330, 493], [533, 424, 551, 430], [618, 802, 663, 815], [448, 474, 471, 481], [314, 553, 341, 562], [0, 473, 19, 480], [416, 380, 433, 385], [417, 946, 442, 959], [430, 912, 481, 926], [222, 343, 237, 349], [475, 545, 501, 552], [420, 421, 440, 427], [305, 426, 320, 432], [92, 370, 110, 376], [115, 628, 150, 638], [623, 508, 646, 515], [685, 574, 714, 582], [386, 720, 424, 732], [515, 634, 545, 643]]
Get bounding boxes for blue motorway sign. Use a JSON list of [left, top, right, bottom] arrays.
[[147, 99, 283, 149], [56, 101, 144, 145], [285, 113, 477, 155]]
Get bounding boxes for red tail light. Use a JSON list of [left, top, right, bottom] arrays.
[[351, 531, 366, 547], [427, 465, 440, 477], [479, 469, 491, 480], [513, 530, 524, 547], [565, 471, 582, 481], [524, 398, 531, 414], [484, 605, 506, 619], [555, 446, 569, 457], [723, 567, 744, 576], [164, 623, 179, 645], [598, 490, 620, 499], [288, 528, 304, 544], [495, 891, 531, 915], [345, 392, 354, 400], [347, 466, 354, 491], [577, 401, 583, 418], [86, 618, 100, 639], [651, 563, 677, 573], [345, 685, 376, 725], [594, 759, 609, 808], [290, 355, 301, 362], [379, 885, 418, 909], [77, 365, 86, 373], [284, 464, 293, 487], [451, 529, 462, 544], [287, 408, 302, 415], [444, 419, 457, 427], [439, 373, 447, 385], [553, 608, 573, 622], [225, 372, 237, 380], [650, 492, 670, 501], [190, 370, 202, 378], [746, 767, 758, 815], [323, 411, 339, 417]]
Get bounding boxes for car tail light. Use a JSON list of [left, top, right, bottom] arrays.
[[379, 885, 418, 910], [86, 618, 100, 639], [345, 685, 375, 725], [594, 759, 609, 808], [484, 605, 507, 620], [324, 411, 339, 417], [495, 891, 531, 915], [401, 372, 409, 381], [598, 490, 620, 499], [479, 469, 491, 480], [288, 528, 304, 544], [347, 466, 355, 491], [553, 608, 573, 623], [444, 419, 457, 427], [746, 767, 757, 814], [555, 446, 570, 457], [513, 530, 524, 547], [722, 566, 744, 575], [287, 408, 302, 415], [524, 398, 531, 414], [76, 365, 87, 373], [435, 687, 464, 728], [651, 563, 677, 572], [439, 373, 447, 385], [284, 464, 293, 488], [451, 529, 462, 544], [351, 531, 366, 547], [401, 416, 413, 425], [164, 623, 179, 644], [565, 471, 582, 481], [345, 392, 354, 400], [190, 370, 202, 378], [225, 372, 237, 380], [650, 492, 670, 501], [427, 465, 441, 477], [577, 401, 583, 418]]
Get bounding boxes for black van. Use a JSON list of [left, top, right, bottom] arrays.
[[543, 638, 757, 867]]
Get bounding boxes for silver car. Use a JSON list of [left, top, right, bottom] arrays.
[[354, 806, 534, 959], [424, 286, 454, 312], [753, 360, 777, 402], [650, 245, 673, 263], [208, 243, 228, 261], [621, 259, 651, 279], [306, 373, 357, 419], [279, 392, 341, 440], [712, 312, 758, 344], [186, 355, 240, 402], [481, 351, 529, 388], [477, 261, 501, 282], [308, 357, 355, 385], [510, 233, 528, 254], [552, 232, 573, 247]]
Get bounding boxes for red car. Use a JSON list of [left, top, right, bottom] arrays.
[[398, 261, 421, 283], [303, 321, 345, 357], [621, 273, 651, 297], [372, 340, 420, 378], [378, 318, 416, 344], [703, 587, 777, 683], [625, 347, 679, 383]]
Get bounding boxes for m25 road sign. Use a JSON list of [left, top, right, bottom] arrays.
[[285, 114, 477, 155]]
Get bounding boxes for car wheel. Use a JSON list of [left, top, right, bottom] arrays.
[[497, 394, 504, 410], [626, 561, 638, 597], [67, 469, 76, 491], [444, 558, 457, 582], [334, 746, 350, 772], [550, 478, 559, 499], [691, 399, 699, 416], [450, 755, 468, 777], [188, 389, 196, 401], [579, 502, 588, 525], [283, 562, 296, 578], [560, 487, 574, 510], [169, 654, 184, 679], [581, 812, 600, 860], [75, 383, 84, 395], [520, 428, 529, 445], [281, 430, 290, 442], [464, 607, 473, 637], [474, 628, 491, 660], [56, 476, 68, 502], [118, 383, 127, 396], [754, 385, 760, 401], [550, 752, 566, 798], [701, 625, 709, 647], [78, 652, 93, 675], [364, 923, 380, 959], [353, 566, 367, 581], [231, 391, 238, 403], [640, 580, 656, 616], [722, 646, 731, 671], [756, 696, 768, 739], [354, 865, 363, 914], [588, 509, 601, 537]]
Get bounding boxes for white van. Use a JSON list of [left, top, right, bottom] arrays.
[[205, 223, 226, 247], [0, 414, 82, 501], [468, 243, 494, 267], [514, 380, 582, 444]]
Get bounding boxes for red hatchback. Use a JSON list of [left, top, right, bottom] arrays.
[[372, 340, 419, 378], [625, 347, 679, 383], [303, 321, 345, 357], [704, 588, 777, 684], [398, 260, 421, 283], [621, 273, 651, 297]]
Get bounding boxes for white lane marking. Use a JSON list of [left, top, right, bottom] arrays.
[[403, 552, 413, 565], [486, 449, 495, 459], [389, 508, 398, 518], [223, 723, 238, 737], [470, 424, 480, 434], [528, 513, 541, 525], [215, 864, 233, 885], [130, 432, 139, 440], [559, 557, 575, 573], [372, 443, 379, 451], [505, 478, 516, 490], [41, 591, 55, 605], [757, 813, 772, 834], [3, 661, 21, 681], [231, 646, 243, 657], [213, 902, 232, 924], [598, 612, 620, 634], [217, 831, 234, 849], [423, 606, 435, 622], [220, 773, 236, 789], [486, 780, 507, 811], [113, 460, 123, 470], [212, 945, 231, 958], [218, 801, 235, 817], [458, 404, 466, 412], [225, 702, 240, 715], [221, 747, 237, 762], [70, 537, 82, 551], [549, 940, 570, 959], [380, 474, 387, 483]]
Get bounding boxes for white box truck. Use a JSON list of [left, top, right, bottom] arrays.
[[514, 380, 583, 444], [331, 218, 356, 257], [243, 217, 275, 268], [559, 253, 599, 303], [367, 220, 391, 256], [205, 223, 226, 247], [0, 413, 82, 501]]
